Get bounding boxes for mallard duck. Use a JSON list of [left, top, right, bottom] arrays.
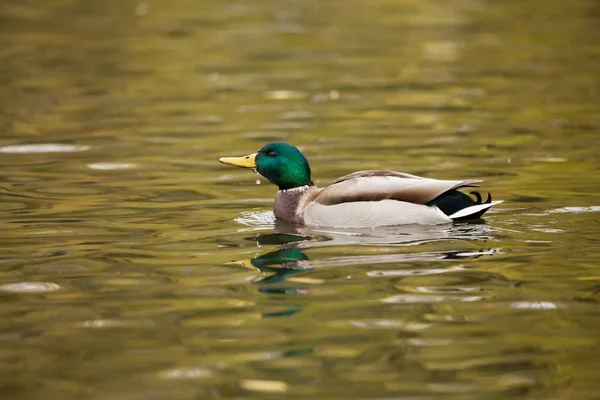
[[219, 142, 503, 228]]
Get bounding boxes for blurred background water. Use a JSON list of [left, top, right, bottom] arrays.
[[1, 0, 599, 399]]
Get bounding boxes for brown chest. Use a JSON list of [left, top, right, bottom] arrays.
[[273, 186, 315, 224]]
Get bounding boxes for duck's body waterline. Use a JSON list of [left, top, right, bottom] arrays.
[[219, 142, 503, 228]]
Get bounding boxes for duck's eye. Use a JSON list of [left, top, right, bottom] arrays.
[[267, 150, 276, 157]]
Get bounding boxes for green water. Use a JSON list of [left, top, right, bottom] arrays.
[[1, 0, 599, 399]]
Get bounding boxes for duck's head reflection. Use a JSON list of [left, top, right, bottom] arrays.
[[233, 247, 311, 285], [230, 236, 315, 317]]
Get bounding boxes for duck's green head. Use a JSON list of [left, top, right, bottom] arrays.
[[219, 142, 312, 190]]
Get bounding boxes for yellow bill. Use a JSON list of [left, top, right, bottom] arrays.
[[219, 152, 257, 169]]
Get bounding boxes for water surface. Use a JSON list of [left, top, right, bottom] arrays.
[[1, 0, 599, 399]]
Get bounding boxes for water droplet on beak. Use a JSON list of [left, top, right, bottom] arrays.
[[255, 179, 261, 185]]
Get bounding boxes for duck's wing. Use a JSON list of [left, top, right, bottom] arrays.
[[331, 170, 426, 183], [313, 170, 481, 206]]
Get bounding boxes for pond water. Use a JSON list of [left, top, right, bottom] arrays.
[[1, 0, 599, 399]]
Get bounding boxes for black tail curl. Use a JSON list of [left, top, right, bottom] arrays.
[[470, 191, 492, 205], [426, 190, 492, 219]]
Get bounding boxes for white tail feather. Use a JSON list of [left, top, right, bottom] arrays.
[[449, 200, 504, 220]]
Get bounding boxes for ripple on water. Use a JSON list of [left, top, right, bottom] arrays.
[[240, 379, 289, 394], [78, 319, 155, 328], [381, 294, 485, 303], [349, 319, 430, 331], [367, 265, 468, 277], [0, 200, 34, 212], [235, 211, 276, 229], [0, 282, 61, 292], [34, 185, 110, 196], [265, 90, 307, 100], [548, 206, 600, 214], [510, 301, 561, 309], [0, 144, 90, 153], [87, 162, 137, 170], [158, 367, 214, 380]]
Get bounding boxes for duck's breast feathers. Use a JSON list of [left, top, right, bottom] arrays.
[[313, 170, 481, 206]]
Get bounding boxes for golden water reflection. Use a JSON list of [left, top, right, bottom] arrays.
[[1, 0, 599, 398]]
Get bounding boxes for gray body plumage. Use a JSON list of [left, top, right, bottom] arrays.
[[272, 170, 502, 228]]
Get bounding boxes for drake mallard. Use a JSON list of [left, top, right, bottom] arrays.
[[219, 142, 503, 228]]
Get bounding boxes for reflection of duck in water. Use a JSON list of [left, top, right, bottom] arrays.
[[229, 224, 499, 318], [232, 222, 499, 283], [220, 142, 503, 228]]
